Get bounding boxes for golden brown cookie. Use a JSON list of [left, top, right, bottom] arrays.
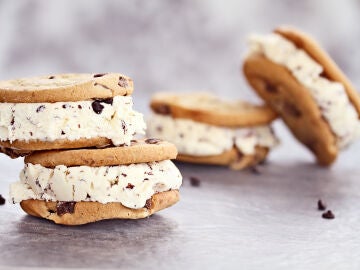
[[243, 54, 337, 165], [25, 139, 178, 167], [243, 26, 360, 165], [275, 26, 360, 115], [177, 146, 269, 170], [150, 92, 277, 127], [20, 190, 179, 225], [0, 73, 133, 103]]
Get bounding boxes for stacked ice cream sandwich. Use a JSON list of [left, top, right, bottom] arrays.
[[0, 73, 182, 225]]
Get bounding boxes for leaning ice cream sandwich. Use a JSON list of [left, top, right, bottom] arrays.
[[10, 139, 182, 225], [147, 92, 278, 170], [243, 26, 360, 165], [0, 73, 145, 157]]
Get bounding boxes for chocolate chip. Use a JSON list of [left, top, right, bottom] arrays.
[[93, 73, 107, 78], [10, 117, 14, 126], [56, 202, 76, 216], [62, 104, 67, 109], [126, 183, 135, 189], [78, 105, 82, 109], [283, 102, 302, 118], [118, 76, 129, 88], [145, 199, 152, 209], [121, 173, 127, 177], [143, 178, 149, 181], [190, 177, 201, 187], [322, 210, 335, 219], [91, 100, 105, 114], [48, 76, 55, 79], [99, 98, 113, 105], [317, 199, 326, 211], [61, 131, 65, 135], [0, 195, 5, 205], [36, 105, 45, 113], [145, 138, 161, 144], [154, 104, 171, 115], [29, 132, 33, 136]]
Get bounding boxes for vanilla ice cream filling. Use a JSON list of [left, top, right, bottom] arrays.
[[249, 33, 360, 148], [0, 96, 146, 146], [147, 114, 278, 156], [10, 160, 182, 209]]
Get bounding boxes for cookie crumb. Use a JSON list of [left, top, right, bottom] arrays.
[[322, 210, 335, 219], [0, 195, 5, 205], [317, 199, 326, 211], [190, 177, 201, 187]]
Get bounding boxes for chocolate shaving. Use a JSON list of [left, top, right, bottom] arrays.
[[126, 183, 135, 189], [36, 105, 45, 113], [48, 76, 55, 79], [56, 202, 76, 216]]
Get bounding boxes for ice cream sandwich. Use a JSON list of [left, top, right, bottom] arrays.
[[243, 26, 360, 165], [147, 92, 278, 170], [10, 139, 182, 225], [0, 73, 145, 157]]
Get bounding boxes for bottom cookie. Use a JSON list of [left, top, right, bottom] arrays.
[[20, 190, 179, 226], [177, 147, 269, 170]]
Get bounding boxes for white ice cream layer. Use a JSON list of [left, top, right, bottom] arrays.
[[10, 160, 182, 209], [249, 33, 360, 148], [0, 96, 146, 146], [147, 114, 278, 156]]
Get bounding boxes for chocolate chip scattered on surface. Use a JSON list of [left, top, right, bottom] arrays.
[[189, 177, 201, 187], [317, 199, 326, 211], [322, 210, 335, 219]]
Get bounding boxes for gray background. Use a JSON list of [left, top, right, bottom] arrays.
[[1, 1, 360, 269]]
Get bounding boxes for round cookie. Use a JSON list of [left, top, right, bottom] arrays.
[[243, 26, 360, 166], [150, 92, 277, 127], [0, 73, 133, 103], [20, 190, 179, 225], [25, 139, 178, 167], [178, 146, 269, 170]]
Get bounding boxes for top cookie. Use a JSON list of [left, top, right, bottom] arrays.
[[24, 139, 178, 168], [0, 73, 133, 103], [150, 92, 277, 127], [275, 26, 360, 116]]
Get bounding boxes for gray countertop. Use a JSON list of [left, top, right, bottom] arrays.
[[1, 123, 360, 269]]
